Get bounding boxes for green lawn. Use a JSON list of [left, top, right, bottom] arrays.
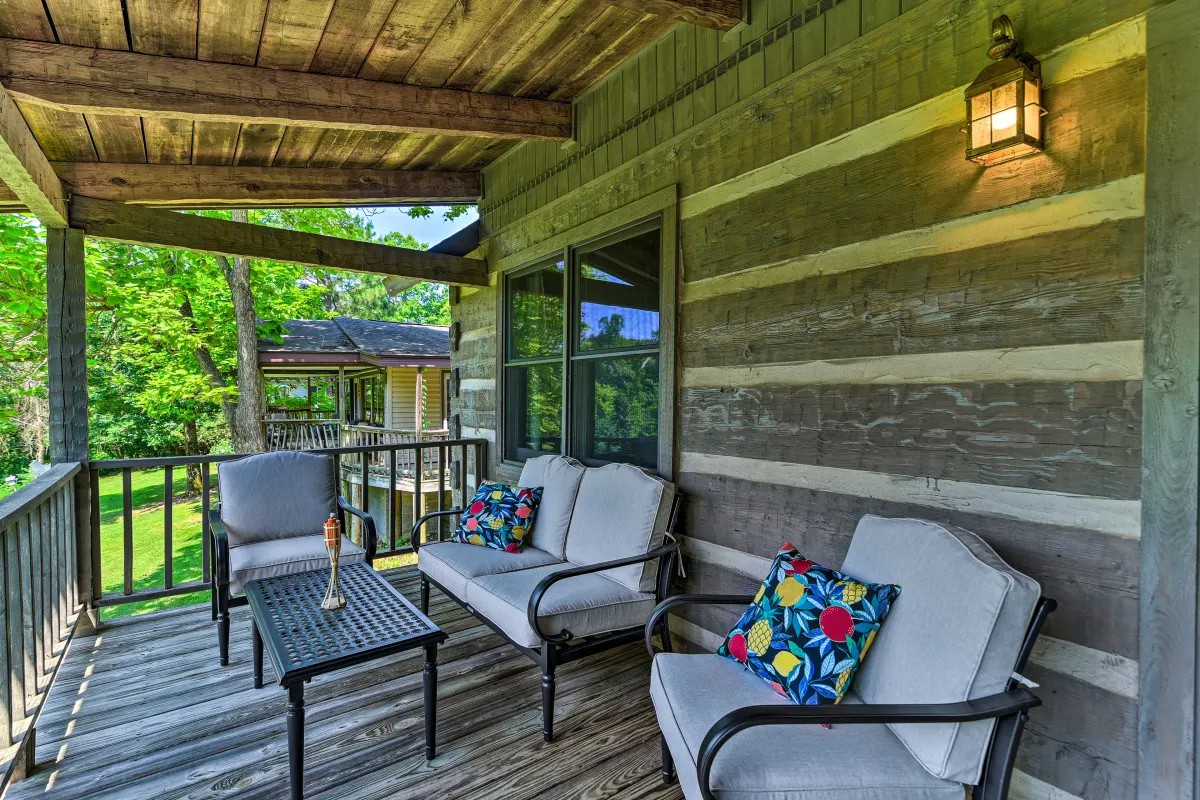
[[97, 468, 209, 619], [96, 469, 415, 619]]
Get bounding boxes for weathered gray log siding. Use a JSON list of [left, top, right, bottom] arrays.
[[458, 1, 1156, 797]]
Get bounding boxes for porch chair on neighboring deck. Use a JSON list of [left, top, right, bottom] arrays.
[[209, 450, 377, 665], [647, 515, 1056, 800]]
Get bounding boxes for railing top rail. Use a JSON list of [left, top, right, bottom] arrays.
[[0, 462, 81, 530], [263, 418, 341, 425], [90, 438, 488, 470]]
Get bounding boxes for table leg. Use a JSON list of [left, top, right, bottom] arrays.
[[287, 682, 305, 800], [252, 620, 263, 688], [423, 643, 438, 760]]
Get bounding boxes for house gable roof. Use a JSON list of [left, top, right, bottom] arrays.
[[258, 317, 449, 362]]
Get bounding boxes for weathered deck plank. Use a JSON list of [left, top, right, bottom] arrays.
[[6, 568, 682, 800]]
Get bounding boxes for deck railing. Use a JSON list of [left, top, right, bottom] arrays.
[[88, 438, 487, 611], [0, 463, 82, 782], [342, 425, 450, 475], [263, 418, 341, 450]]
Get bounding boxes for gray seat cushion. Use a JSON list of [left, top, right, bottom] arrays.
[[651, 653, 964, 800], [465, 563, 656, 648], [563, 463, 675, 592], [417, 541, 563, 599], [217, 451, 337, 546], [517, 455, 586, 559], [228, 534, 365, 595], [841, 515, 1041, 784]]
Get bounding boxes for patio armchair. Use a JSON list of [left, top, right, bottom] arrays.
[[646, 515, 1056, 800], [210, 450, 377, 666], [413, 455, 681, 742]]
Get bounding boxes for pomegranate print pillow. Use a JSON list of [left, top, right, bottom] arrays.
[[453, 482, 543, 553], [718, 542, 900, 706]]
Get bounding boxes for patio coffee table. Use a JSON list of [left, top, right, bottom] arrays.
[[243, 562, 447, 800]]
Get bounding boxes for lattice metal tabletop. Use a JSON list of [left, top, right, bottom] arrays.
[[244, 562, 446, 685]]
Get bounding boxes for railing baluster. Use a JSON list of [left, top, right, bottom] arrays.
[[16, 517, 36, 706], [163, 466, 174, 590], [437, 443, 447, 540], [413, 444, 422, 539], [202, 463, 213, 621], [35, 504, 53, 681], [121, 468, 133, 596], [4, 521, 25, 728], [89, 469, 101, 612], [388, 445, 397, 553], [458, 444, 468, 511], [0, 525, 12, 748]]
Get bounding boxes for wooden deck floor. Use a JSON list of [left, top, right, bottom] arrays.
[[5, 568, 683, 800]]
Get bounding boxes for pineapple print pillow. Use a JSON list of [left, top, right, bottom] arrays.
[[453, 482, 543, 553], [718, 542, 900, 706]]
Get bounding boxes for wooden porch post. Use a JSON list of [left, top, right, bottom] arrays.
[[46, 227, 97, 631], [1139, 3, 1199, 798]]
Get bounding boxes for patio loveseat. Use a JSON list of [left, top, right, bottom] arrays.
[[646, 515, 1055, 800], [413, 455, 681, 741]]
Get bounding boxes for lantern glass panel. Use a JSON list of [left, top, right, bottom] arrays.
[[1024, 102, 1041, 140], [990, 81, 1019, 140], [991, 81, 1017, 111], [972, 117, 991, 148], [971, 92, 991, 120]]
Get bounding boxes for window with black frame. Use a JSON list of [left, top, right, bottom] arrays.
[[503, 223, 662, 470]]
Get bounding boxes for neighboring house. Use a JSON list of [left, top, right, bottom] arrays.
[[257, 317, 454, 543], [257, 316, 451, 438]]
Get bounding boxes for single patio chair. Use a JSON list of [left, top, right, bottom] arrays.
[[646, 515, 1056, 800], [209, 450, 377, 665]]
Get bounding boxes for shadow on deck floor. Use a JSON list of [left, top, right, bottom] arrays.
[[5, 568, 683, 800]]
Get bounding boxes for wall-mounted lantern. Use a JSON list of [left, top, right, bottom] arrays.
[[964, 15, 1045, 166]]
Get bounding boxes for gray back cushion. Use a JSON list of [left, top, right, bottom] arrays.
[[564, 463, 674, 592], [217, 451, 338, 547], [518, 455, 585, 559], [841, 515, 1040, 784]]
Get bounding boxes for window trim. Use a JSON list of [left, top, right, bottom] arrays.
[[497, 193, 677, 478]]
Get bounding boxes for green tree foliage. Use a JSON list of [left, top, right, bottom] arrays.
[[0, 206, 462, 482]]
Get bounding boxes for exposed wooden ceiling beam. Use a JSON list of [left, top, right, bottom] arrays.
[[600, 0, 743, 30], [0, 85, 68, 226], [0, 40, 572, 141], [50, 164, 480, 208], [69, 196, 489, 286]]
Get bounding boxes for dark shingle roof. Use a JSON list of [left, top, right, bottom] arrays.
[[259, 317, 449, 358]]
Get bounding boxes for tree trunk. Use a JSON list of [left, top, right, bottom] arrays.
[[217, 210, 267, 453], [183, 420, 203, 493]]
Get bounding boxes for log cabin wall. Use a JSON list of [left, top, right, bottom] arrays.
[[453, 0, 1152, 796]]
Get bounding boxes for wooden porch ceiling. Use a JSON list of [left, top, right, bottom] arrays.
[[0, 0, 676, 178], [0, 0, 733, 282]]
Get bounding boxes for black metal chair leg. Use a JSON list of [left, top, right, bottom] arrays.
[[420, 577, 430, 615], [217, 585, 230, 666], [661, 734, 676, 784], [541, 646, 556, 742]]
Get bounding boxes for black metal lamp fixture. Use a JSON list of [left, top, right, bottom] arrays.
[[965, 15, 1046, 166]]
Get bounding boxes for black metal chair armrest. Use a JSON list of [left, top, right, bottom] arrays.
[[695, 688, 1042, 800], [337, 496, 377, 561], [643, 594, 756, 657], [411, 508, 464, 551], [527, 540, 680, 644], [208, 509, 230, 587]]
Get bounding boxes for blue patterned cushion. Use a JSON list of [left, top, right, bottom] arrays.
[[453, 482, 543, 553], [718, 542, 900, 705]]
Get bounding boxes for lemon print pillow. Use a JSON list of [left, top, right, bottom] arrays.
[[718, 542, 900, 706], [453, 481, 544, 553]]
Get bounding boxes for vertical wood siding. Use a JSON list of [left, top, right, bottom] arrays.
[[457, 0, 1157, 796]]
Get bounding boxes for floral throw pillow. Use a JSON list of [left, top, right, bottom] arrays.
[[453, 482, 543, 553], [718, 542, 900, 706]]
